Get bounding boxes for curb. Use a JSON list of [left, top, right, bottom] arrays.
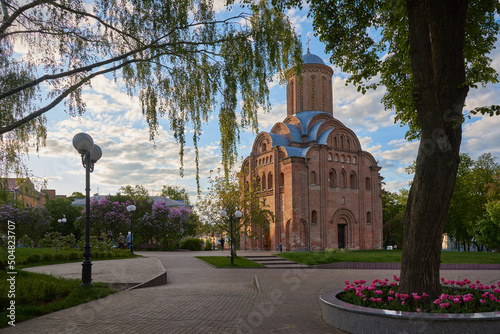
[[129, 257, 167, 290]]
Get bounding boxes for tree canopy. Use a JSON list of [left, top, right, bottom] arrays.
[[0, 0, 302, 188], [196, 168, 274, 254], [286, 0, 500, 297]]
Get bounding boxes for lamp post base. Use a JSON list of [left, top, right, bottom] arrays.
[[81, 261, 93, 287]]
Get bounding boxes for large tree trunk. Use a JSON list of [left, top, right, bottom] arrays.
[[399, 0, 469, 298]]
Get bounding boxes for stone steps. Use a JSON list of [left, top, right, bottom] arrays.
[[244, 255, 310, 269]]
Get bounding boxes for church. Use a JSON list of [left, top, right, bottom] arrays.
[[240, 49, 383, 251]]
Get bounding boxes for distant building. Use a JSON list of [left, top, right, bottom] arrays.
[[240, 49, 383, 251], [0, 178, 67, 207]]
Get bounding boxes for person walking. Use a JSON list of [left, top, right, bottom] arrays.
[[118, 233, 125, 249], [279, 242, 283, 253], [220, 238, 225, 251], [126, 231, 132, 249]]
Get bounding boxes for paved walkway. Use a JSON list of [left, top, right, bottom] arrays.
[[5, 251, 500, 334]]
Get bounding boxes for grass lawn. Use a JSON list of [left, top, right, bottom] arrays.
[[0, 270, 116, 328], [1, 247, 136, 269], [196, 256, 266, 268], [277, 249, 500, 266]]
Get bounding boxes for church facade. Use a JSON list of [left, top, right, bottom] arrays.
[[240, 50, 383, 251]]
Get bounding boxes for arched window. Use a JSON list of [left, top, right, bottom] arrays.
[[329, 170, 337, 188], [353, 156, 357, 164], [266, 157, 269, 165], [335, 154, 339, 162], [257, 176, 261, 189], [261, 173, 266, 190], [312, 210, 318, 225], [347, 155, 351, 164], [350, 173, 357, 189], [334, 137, 338, 148], [310, 171, 317, 185], [270, 156, 273, 164], [347, 138, 351, 150], [328, 153, 333, 162], [366, 177, 371, 191], [341, 155, 345, 163], [341, 136, 344, 149], [268, 173, 273, 189], [262, 143, 267, 152], [367, 212, 372, 224], [341, 170, 347, 188], [280, 173, 285, 187]]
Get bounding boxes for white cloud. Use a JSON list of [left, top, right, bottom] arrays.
[[462, 115, 500, 157]]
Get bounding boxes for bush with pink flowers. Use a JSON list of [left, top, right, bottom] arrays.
[[339, 275, 500, 313]]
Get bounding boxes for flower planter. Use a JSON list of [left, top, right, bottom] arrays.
[[320, 290, 500, 334]]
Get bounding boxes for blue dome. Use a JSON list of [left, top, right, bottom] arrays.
[[302, 50, 324, 65]]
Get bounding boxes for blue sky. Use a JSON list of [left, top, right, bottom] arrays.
[[23, 3, 500, 202]]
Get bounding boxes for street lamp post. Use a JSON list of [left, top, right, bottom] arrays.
[[58, 214, 67, 235], [126, 205, 136, 254], [73, 132, 102, 287], [220, 210, 242, 266]]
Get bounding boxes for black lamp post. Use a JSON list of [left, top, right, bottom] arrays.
[[220, 209, 242, 266], [73, 132, 102, 287], [126, 204, 136, 254], [58, 214, 67, 235]]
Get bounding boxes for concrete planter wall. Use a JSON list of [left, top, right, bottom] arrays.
[[320, 290, 500, 334]]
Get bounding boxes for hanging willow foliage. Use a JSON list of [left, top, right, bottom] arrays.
[[0, 0, 302, 190]]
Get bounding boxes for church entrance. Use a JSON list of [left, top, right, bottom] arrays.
[[264, 226, 271, 250], [337, 224, 346, 249]]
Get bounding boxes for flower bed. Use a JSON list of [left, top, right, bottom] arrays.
[[320, 276, 500, 334], [339, 276, 500, 313]]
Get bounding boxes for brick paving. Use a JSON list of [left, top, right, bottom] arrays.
[[4, 251, 500, 333]]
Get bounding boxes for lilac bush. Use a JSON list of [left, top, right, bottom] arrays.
[[137, 203, 193, 247], [0, 205, 51, 246], [75, 196, 129, 237], [340, 275, 500, 313]]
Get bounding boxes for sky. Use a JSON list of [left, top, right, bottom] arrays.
[[21, 3, 500, 204]]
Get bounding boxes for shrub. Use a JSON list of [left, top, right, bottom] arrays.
[[19, 235, 34, 248], [26, 254, 41, 264], [40, 232, 76, 249], [204, 240, 212, 251], [77, 236, 114, 252], [68, 252, 80, 260], [42, 253, 54, 262], [180, 238, 203, 251], [326, 247, 352, 254]]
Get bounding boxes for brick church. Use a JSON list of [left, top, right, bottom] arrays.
[[240, 49, 383, 251]]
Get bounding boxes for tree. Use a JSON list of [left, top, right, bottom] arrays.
[[445, 153, 475, 248], [160, 186, 190, 205], [44, 196, 83, 237], [446, 153, 499, 250], [67, 191, 85, 202], [18, 206, 51, 246], [196, 169, 273, 256], [1, 0, 302, 188], [382, 189, 408, 248], [284, 0, 500, 297], [473, 200, 500, 251]]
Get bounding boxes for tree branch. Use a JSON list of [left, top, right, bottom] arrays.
[[0, 0, 52, 42], [0, 55, 162, 134]]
